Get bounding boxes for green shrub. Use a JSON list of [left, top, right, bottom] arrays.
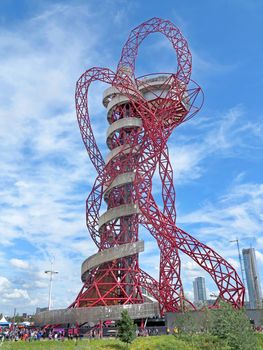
[[257, 333, 263, 350], [131, 335, 196, 350], [175, 333, 230, 350], [210, 302, 258, 350], [117, 310, 136, 346]]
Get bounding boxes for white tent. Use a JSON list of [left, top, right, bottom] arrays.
[[0, 316, 10, 326]]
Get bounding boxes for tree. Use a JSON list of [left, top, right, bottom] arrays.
[[117, 310, 136, 347], [210, 301, 258, 350]]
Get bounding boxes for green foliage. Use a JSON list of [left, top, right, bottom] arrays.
[[1, 329, 261, 350], [2, 339, 90, 350], [0, 336, 196, 350], [172, 301, 260, 350], [131, 335, 194, 350], [117, 310, 136, 346], [1, 339, 125, 350], [173, 311, 199, 334], [257, 334, 263, 350], [176, 333, 230, 350], [172, 308, 213, 334], [210, 302, 258, 350]]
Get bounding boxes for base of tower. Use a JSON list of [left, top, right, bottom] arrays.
[[34, 301, 159, 326]]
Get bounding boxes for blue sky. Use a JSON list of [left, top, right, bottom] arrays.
[[0, 0, 262, 316]]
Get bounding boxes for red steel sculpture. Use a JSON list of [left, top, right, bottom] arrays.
[[71, 17, 245, 315]]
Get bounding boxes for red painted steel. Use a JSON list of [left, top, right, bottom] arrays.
[[71, 17, 245, 314]]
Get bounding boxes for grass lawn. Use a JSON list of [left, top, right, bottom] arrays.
[[1, 334, 263, 349], [0, 336, 194, 350]]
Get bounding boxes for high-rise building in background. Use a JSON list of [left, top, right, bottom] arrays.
[[242, 248, 262, 309], [193, 277, 207, 305]]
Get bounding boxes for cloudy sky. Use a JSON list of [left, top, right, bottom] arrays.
[[0, 0, 262, 316]]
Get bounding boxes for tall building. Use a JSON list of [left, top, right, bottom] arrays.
[[193, 277, 207, 305], [242, 248, 262, 309]]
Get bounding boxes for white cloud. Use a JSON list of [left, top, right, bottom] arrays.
[[191, 48, 238, 77], [0, 2, 111, 315], [34, 281, 48, 289], [3, 289, 30, 300], [255, 251, 263, 265], [179, 181, 263, 240], [163, 104, 263, 189], [10, 259, 30, 270], [0, 276, 11, 292]]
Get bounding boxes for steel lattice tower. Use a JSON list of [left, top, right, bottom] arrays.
[[70, 17, 245, 316]]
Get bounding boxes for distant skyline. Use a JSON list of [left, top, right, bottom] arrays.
[[0, 0, 263, 315], [243, 248, 262, 309], [193, 277, 207, 305]]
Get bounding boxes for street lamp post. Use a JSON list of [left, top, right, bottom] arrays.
[[45, 260, 58, 310]]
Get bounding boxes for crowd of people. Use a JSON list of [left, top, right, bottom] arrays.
[[0, 328, 42, 342], [0, 327, 81, 342], [0, 324, 167, 342]]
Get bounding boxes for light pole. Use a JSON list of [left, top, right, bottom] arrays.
[[12, 307, 16, 330], [45, 259, 58, 310]]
